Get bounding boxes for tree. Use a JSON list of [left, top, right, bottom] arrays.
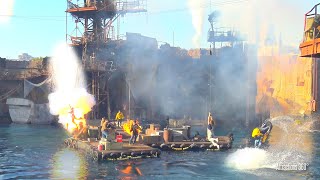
[[18, 53, 33, 61]]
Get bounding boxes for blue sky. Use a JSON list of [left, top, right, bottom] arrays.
[[0, 0, 319, 58]]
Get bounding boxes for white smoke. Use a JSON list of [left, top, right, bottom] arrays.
[[217, 0, 307, 47], [0, 0, 14, 24], [188, 0, 205, 48]]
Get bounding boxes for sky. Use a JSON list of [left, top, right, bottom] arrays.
[[0, 0, 319, 59]]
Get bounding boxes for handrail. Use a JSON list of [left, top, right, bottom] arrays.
[[305, 3, 320, 16], [304, 3, 320, 31]]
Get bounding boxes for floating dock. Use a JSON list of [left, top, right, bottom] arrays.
[[64, 138, 161, 162], [140, 124, 234, 151], [144, 135, 233, 151]]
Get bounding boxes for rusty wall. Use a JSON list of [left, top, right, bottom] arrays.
[[256, 55, 313, 118]]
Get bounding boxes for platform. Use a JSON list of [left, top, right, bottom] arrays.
[[299, 38, 320, 57], [145, 135, 233, 151], [64, 138, 161, 162]]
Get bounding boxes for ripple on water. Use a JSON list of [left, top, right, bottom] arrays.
[[0, 125, 320, 179]]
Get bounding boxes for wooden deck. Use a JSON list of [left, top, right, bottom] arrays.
[[64, 138, 160, 161], [145, 135, 233, 151]]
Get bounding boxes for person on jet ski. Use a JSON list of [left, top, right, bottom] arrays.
[[251, 120, 272, 148]]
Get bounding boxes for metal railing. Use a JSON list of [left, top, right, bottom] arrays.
[[303, 3, 320, 42], [207, 27, 240, 43], [67, 0, 147, 12], [116, 0, 147, 13], [83, 59, 116, 72]]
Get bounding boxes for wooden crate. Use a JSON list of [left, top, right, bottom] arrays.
[[100, 141, 123, 150]]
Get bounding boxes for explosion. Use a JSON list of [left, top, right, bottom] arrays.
[[48, 43, 95, 134], [49, 88, 95, 133]]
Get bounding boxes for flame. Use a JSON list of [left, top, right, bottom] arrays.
[[122, 120, 142, 135], [58, 107, 87, 134], [49, 88, 95, 133], [48, 43, 95, 134]]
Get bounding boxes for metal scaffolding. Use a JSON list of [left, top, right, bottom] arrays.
[[66, 0, 147, 119]]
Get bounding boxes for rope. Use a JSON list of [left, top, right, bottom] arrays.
[[0, 84, 22, 101]]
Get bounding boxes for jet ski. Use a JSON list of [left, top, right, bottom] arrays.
[[250, 119, 273, 149]]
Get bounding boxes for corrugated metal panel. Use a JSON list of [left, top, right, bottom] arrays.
[[256, 55, 313, 117]]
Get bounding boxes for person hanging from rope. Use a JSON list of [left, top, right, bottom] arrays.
[[207, 112, 219, 150], [69, 105, 79, 128], [69, 106, 77, 128]]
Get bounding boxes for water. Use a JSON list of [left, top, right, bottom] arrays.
[[1, 124, 320, 180]]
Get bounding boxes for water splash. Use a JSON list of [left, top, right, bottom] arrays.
[[226, 148, 269, 170], [48, 43, 95, 133], [226, 116, 312, 171]]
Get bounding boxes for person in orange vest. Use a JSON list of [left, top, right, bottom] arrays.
[[101, 119, 115, 141], [251, 119, 272, 148], [115, 110, 124, 127]]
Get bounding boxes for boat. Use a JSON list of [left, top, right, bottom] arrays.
[[6, 98, 55, 124]]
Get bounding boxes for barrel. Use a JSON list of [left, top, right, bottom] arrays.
[[116, 134, 123, 142], [98, 144, 104, 151], [163, 129, 172, 143]]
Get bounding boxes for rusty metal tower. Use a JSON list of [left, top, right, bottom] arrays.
[[66, 0, 147, 119], [300, 3, 320, 112]]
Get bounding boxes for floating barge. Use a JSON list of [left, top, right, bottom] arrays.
[[140, 124, 234, 151], [64, 137, 161, 162], [145, 135, 233, 151]]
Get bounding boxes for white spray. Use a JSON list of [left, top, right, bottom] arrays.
[[226, 116, 312, 171], [188, 0, 205, 48]]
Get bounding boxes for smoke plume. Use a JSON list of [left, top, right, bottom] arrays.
[[188, 0, 205, 48]]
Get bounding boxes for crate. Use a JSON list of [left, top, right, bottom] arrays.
[[100, 140, 123, 150]]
